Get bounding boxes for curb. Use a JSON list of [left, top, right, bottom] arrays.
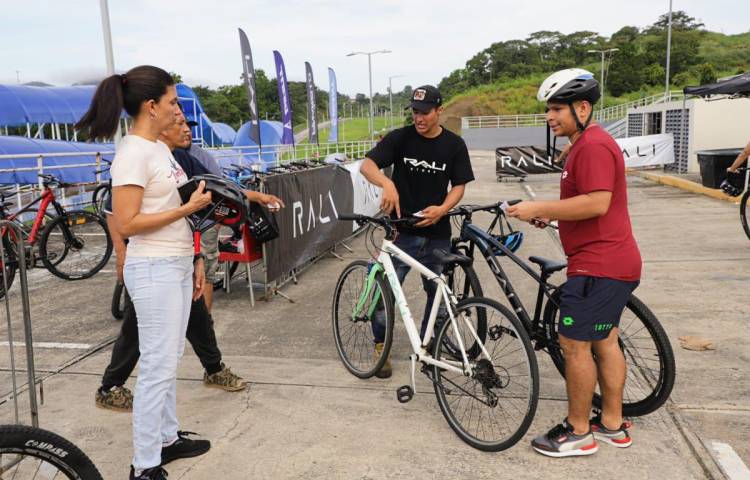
[[628, 170, 740, 204]]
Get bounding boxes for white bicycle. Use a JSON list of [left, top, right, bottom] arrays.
[[332, 214, 539, 451]]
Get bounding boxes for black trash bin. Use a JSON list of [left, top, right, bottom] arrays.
[[696, 148, 744, 188]]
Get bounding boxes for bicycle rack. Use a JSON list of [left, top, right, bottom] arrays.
[[1, 219, 40, 428]]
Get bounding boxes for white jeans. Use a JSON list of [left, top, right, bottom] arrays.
[[124, 255, 193, 470]]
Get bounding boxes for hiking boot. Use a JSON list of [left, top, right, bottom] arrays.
[[161, 431, 211, 466], [374, 342, 392, 379], [590, 413, 633, 448], [531, 419, 598, 457], [130, 466, 168, 480], [95, 385, 133, 412], [204, 363, 247, 392]]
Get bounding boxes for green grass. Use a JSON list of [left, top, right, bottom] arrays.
[[301, 116, 407, 144]]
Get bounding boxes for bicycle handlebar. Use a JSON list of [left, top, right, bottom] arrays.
[[446, 199, 523, 216], [338, 213, 421, 229]]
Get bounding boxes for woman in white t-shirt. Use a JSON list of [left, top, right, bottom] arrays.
[[76, 65, 212, 480]]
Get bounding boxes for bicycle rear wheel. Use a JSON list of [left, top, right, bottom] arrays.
[[544, 293, 676, 417], [39, 211, 112, 280], [332, 260, 394, 378], [740, 190, 750, 241], [91, 183, 110, 218], [0, 424, 103, 479], [433, 297, 539, 452]]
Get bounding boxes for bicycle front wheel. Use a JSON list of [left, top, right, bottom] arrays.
[[544, 293, 676, 417], [332, 260, 394, 378], [433, 297, 539, 452], [39, 211, 112, 280], [0, 232, 18, 299], [0, 424, 103, 479], [740, 189, 750, 241]]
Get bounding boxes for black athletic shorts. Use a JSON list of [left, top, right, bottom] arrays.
[[558, 276, 639, 341]]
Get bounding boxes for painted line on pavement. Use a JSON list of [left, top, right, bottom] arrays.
[[0, 341, 92, 350], [709, 441, 750, 480]]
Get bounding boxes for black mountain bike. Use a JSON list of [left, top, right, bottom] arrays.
[[0, 424, 103, 479], [444, 201, 676, 417]]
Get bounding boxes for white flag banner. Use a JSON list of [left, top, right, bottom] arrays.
[[616, 133, 675, 167], [342, 160, 383, 231]]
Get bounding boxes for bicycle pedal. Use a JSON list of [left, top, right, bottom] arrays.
[[396, 385, 414, 403]]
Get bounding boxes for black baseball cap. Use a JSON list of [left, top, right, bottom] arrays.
[[408, 85, 442, 112]]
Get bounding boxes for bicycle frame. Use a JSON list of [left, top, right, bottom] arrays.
[[458, 219, 559, 340], [2, 187, 61, 245], [375, 238, 492, 378]]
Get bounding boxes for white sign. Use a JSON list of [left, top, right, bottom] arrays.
[[342, 160, 383, 231], [616, 133, 675, 167]]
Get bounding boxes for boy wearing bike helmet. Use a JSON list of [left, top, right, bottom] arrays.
[[508, 69, 641, 457]]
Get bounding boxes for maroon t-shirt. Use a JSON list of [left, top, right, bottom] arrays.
[[559, 125, 642, 281]]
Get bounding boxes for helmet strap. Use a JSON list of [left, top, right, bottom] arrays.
[[568, 103, 594, 132]]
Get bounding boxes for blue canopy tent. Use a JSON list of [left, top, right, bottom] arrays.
[[176, 84, 236, 146], [0, 136, 113, 184], [0, 85, 97, 129], [232, 120, 283, 169]]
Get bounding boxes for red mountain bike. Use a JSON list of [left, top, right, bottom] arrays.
[[0, 174, 112, 298]]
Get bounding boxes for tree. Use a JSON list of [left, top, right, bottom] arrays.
[[646, 10, 705, 33], [610, 26, 640, 46], [606, 43, 645, 96], [695, 62, 718, 84], [169, 72, 183, 84]]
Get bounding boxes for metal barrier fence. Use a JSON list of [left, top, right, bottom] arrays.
[[461, 90, 687, 130], [0, 140, 376, 212]]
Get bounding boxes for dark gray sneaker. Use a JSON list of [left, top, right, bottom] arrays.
[[531, 419, 598, 457], [130, 466, 168, 479], [590, 413, 633, 448], [161, 431, 210, 466]]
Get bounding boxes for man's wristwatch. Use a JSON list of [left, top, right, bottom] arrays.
[[193, 253, 206, 263]]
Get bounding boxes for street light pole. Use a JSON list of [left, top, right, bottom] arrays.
[[665, 0, 673, 98], [388, 75, 403, 129], [587, 48, 619, 120], [347, 50, 391, 141], [99, 0, 121, 141], [15, 71, 20, 84]]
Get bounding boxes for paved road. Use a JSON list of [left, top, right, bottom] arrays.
[[1, 151, 748, 479]]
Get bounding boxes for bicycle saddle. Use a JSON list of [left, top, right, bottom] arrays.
[[528, 256, 567, 275], [433, 249, 472, 267]]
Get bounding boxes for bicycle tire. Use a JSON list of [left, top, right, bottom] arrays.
[[543, 293, 676, 417], [0, 233, 18, 299], [111, 281, 125, 320], [442, 259, 486, 359], [433, 297, 539, 452], [91, 184, 110, 218], [0, 424, 103, 479], [39, 211, 112, 281], [332, 260, 394, 379], [740, 189, 750, 241]]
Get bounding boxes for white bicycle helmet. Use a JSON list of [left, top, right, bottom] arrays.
[[537, 68, 600, 104], [538, 68, 601, 131]]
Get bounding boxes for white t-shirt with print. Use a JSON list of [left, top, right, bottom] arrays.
[[110, 135, 193, 257]]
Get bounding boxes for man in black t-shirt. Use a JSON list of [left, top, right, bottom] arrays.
[[360, 85, 474, 378]]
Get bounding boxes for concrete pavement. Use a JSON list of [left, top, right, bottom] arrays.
[[2, 151, 748, 479]]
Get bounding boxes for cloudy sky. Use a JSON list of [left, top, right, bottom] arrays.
[[2, 0, 748, 96]]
